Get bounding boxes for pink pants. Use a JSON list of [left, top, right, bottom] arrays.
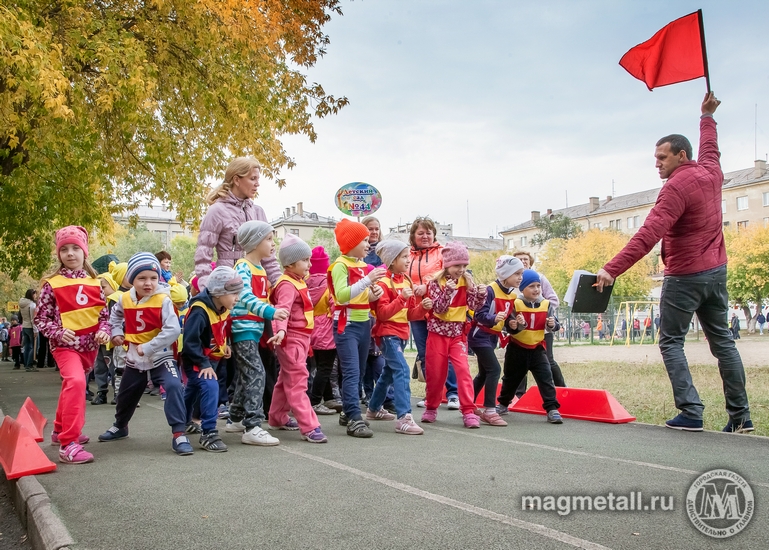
[[424, 332, 476, 414], [269, 332, 320, 434], [52, 348, 98, 446]]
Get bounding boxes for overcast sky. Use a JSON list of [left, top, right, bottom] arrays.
[[254, 0, 769, 238]]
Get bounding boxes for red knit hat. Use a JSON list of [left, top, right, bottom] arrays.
[[55, 225, 89, 258], [334, 219, 370, 255]]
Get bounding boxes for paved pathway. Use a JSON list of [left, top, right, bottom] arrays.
[[1, 367, 766, 549]]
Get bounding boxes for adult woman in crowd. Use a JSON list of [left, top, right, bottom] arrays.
[[407, 217, 459, 409], [361, 216, 383, 267], [194, 157, 281, 418], [18, 289, 37, 372]]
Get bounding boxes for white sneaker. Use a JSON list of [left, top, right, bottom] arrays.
[[417, 399, 426, 408], [447, 397, 460, 410], [241, 426, 280, 446], [225, 420, 245, 433]]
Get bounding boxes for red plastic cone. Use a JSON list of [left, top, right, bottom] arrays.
[[15, 397, 47, 442], [511, 387, 636, 424], [0, 416, 57, 479]]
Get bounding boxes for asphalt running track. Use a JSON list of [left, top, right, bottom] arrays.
[[1, 367, 765, 549]]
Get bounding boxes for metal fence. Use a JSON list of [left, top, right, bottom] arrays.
[[555, 296, 662, 345]]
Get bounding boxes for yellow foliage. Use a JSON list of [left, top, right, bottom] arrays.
[[725, 226, 769, 305], [537, 229, 653, 299]]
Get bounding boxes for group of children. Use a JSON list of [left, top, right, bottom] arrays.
[[33, 213, 564, 464]]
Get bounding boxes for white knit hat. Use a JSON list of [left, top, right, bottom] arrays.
[[376, 240, 408, 269]]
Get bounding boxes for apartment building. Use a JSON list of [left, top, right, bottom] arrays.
[[270, 202, 339, 242]]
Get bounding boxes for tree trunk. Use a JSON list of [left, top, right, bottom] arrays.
[[742, 305, 754, 333]]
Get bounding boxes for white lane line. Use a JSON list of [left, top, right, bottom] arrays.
[[430, 426, 769, 489], [277, 446, 612, 550]]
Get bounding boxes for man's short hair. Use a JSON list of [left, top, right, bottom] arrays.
[[656, 134, 692, 161]]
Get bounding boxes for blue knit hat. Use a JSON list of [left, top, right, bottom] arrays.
[[126, 252, 162, 284], [519, 269, 541, 293]]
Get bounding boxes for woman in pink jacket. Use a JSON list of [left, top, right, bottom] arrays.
[[195, 157, 281, 288]]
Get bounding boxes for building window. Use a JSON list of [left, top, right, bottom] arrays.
[[723, 221, 730, 228], [737, 221, 749, 230], [764, 192, 769, 207], [609, 220, 614, 229], [615, 219, 621, 230], [153, 230, 167, 243], [737, 196, 748, 211], [722, 199, 727, 214], [627, 217, 634, 229], [593, 222, 602, 230], [520, 236, 527, 247], [290, 229, 299, 235], [633, 215, 640, 227]]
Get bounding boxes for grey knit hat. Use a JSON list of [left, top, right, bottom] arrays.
[[376, 240, 408, 269], [495, 256, 524, 281], [207, 266, 244, 296], [237, 221, 274, 253], [278, 233, 312, 267]]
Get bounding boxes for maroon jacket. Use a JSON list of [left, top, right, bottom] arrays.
[[603, 116, 726, 278]]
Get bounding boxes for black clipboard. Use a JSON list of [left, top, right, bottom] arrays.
[[570, 274, 613, 313]]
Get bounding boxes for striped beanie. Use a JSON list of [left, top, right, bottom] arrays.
[[126, 252, 162, 284]]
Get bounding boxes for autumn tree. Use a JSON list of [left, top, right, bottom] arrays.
[[308, 228, 340, 263], [724, 226, 769, 324], [537, 229, 653, 300], [468, 250, 499, 285], [0, 1, 347, 277], [530, 213, 582, 247]]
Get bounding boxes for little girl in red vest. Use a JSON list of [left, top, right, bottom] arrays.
[[421, 241, 486, 428], [35, 226, 111, 464], [267, 234, 327, 443]]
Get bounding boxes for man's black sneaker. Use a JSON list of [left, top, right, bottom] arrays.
[[91, 392, 107, 405]]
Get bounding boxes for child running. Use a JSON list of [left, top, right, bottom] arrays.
[[368, 240, 433, 434], [267, 234, 327, 443], [98, 253, 190, 454], [468, 256, 524, 427], [227, 221, 288, 446], [328, 219, 386, 438], [34, 226, 111, 464], [421, 241, 486, 428], [496, 269, 563, 424], [182, 266, 243, 452]]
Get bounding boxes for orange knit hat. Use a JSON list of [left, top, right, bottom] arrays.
[[334, 219, 370, 255]]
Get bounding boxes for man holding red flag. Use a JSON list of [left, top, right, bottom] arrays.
[[595, 92, 753, 434]]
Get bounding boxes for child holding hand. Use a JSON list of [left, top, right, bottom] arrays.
[[369, 240, 433, 434], [35, 226, 110, 464], [421, 242, 486, 428], [497, 270, 563, 424], [468, 256, 524, 426], [267, 234, 327, 443]]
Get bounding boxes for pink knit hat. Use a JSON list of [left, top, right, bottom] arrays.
[[309, 246, 329, 274], [56, 226, 89, 257], [441, 241, 469, 268]]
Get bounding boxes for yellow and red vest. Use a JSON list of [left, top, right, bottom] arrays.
[[122, 292, 167, 344], [327, 256, 371, 333], [231, 259, 270, 323], [174, 305, 189, 351], [47, 275, 105, 336], [188, 301, 230, 358], [272, 274, 314, 333], [313, 288, 331, 318], [432, 276, 468, 323], [377, 275, 412, 325], [511, 298, 549, 349]]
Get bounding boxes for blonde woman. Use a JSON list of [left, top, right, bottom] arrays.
[[194, 157, 280, 288]]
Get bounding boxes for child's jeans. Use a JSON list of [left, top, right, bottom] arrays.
[[368, 336, 412, 418], [333, 320, 370, 420], [115, 361, 186, 433], [270, 332, 319, 433], [52, 348, 98, 446], [184, 360, 221, 432], [424, 332, 475, 415]]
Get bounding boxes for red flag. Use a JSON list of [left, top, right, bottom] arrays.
[[619, 11, 708, 91]]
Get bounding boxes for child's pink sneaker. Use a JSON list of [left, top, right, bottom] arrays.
[[476, 408, 508, 427], [59, 442, 94, 464], [421, 409, 438, 423], [463, 413, 481, 429], [51, 432, 90, 446]]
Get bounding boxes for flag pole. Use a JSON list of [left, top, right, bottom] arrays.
[[697, 9, 711, 93]]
